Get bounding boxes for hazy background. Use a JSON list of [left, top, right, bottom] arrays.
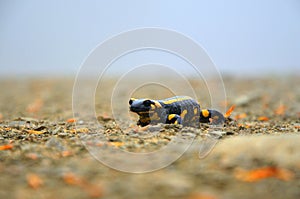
[[0, 0, 299, 77]]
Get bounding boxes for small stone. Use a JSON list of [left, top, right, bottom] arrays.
[[52, 127, 62, 135], [209, 131, 226, 138], [77, 120, 84, 125], [58, 133, 69, 137]]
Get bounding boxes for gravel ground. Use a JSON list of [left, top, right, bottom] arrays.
[[0, 76, 299, 199]]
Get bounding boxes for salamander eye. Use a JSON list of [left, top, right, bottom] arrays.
[[129, 98, 135, 105], [143, 100, 152, 107]]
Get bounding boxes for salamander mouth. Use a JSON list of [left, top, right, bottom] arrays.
[[129, 106, 153, 114]]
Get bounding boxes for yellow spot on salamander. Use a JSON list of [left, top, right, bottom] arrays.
[[201, 109, 210, 117], [168, 114, 176, 121], [163, 96, 192, 104], [180, 109, 188, 119], [130, 98, 136, 102], [174, 120, 178, 124], [151, 100, 162, 110]]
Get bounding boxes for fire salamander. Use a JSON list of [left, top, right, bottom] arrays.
[[129, 96, 225, 127]]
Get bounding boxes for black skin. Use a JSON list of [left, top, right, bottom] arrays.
[[129, 96, 225, 127]]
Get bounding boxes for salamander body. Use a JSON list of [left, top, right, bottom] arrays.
[[129, 96, 224, 127]]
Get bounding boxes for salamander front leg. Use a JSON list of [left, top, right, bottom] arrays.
[[200, 109, 225, 125], [166, 114, 182, 125]]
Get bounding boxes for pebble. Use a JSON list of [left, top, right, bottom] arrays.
[[58, 132, 69, 137], [51, 127, 62, 135], [181, 132, 196, 138], [208, 131, 227, 138]]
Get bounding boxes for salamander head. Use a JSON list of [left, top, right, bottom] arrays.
[[129, 98, 162, 115]]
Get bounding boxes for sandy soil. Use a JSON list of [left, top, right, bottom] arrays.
[[0, 76, 299, 199]]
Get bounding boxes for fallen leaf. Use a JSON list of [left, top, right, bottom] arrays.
[[25, 153, 39, 160], [275, 168, 294, 181], [274, 104, 287, 115], [235, 166, 294, 182], [27, 173, 43, 189], [257, 116, 269, 121], [63, 172, 82, 185], [237, 123, 251, 129], [234, 113, 247, 120], [62, 172, 104, 198], [224, 105, 235, 118], [83, 184, 103, 198], [67, 118, 76, 123], [187, 193, 218, 199], [61, 150, 73, 157], [26, 130, 45, 135], [108, 142, 124, 147], [97, 113, 112, 121], [0, 144, 13, 150], [96, 142, 105, 147]]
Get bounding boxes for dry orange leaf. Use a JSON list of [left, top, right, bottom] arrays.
[[235, 166, 294, 182], [224, 105, 235, 118], [26, 130, 45, 135], [237, 123, 251, 129], [26, 98, 43, 113], [0, 113, 3, 120], [62, 172, 103, 198], [63, 172, 82, 185], [187, 193, 218, 199], [67, 118, 76, 123], [98, 113, 113, 121], [108, 142, 124, 147], [65, 129, 76, 133], [27, 173, 43, 189], [25, 153, 39, 160], [274, 104, 287, 115], [61, 150, 73, 157], [234, 113, 247, 120], [83, 184, 104, 198], [0, 144, 13, 150], [258, 116, 269, 121]]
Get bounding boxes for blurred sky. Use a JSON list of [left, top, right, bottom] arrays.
[[0, 0, 300, 77]]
